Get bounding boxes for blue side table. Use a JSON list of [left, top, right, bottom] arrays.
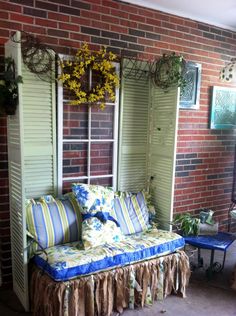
[[184, 232, 236, 279]]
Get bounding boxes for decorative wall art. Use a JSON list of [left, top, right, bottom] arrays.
[[210, 86, 236, 129], [180, 61, 201, 109]]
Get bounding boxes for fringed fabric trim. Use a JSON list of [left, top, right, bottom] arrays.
[[30, 250, 190, 316]]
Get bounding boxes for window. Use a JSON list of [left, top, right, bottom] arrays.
[[57, 62, 120, 194]]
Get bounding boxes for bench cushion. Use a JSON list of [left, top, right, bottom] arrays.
[[33, 229, 185, 281]]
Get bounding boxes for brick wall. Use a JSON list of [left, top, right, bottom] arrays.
[[1, 0, 236, 286]]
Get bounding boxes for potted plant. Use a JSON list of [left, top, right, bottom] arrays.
[[172, 213, 200, 236], [0, 57, 23, 115]]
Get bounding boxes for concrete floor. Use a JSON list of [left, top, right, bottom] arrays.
[[0, 241, 236, 316]]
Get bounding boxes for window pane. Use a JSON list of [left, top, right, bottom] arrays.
[[63, 103, 88, 140], [63, 143, 88, 178], [91, 106, 114, 139], [90, 177, 113, 186], [90, 142, 113, 176]]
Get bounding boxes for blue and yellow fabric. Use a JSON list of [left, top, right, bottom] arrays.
[[72, 183, 114, 214], [72, 183, 124, 249], [111, 191, 150, 235], [26, 195, 82, 251], [33, 228, 185, 281]]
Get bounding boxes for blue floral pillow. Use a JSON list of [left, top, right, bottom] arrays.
[[72, 183, 114, 214], [72, 183, 123, 249]]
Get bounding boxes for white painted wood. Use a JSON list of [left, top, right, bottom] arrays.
[[6, 31, 57, 311], [149, 85, 180, 230], [118, 59, 150, 192], [57, 58, 119, 190]]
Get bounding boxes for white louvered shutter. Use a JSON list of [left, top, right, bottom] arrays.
[[5, 32, 57, 311], [118, 59, 150, 191], [149, 86, 179, 230]]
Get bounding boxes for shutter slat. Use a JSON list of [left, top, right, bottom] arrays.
[[6, 32, 57, 311], [149, 86, 179, 229], [118, 59, 149, 192]]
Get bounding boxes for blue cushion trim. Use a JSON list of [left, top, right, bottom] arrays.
[[34, 236, 185, 281]]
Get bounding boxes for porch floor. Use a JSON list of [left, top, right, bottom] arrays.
[[0, 240, 236, 316]]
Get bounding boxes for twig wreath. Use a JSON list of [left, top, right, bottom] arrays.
[[58, 43, 119, 109], [153, 52, 186, 91]]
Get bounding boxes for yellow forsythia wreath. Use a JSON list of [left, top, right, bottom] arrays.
[[58, 43, 119, 109]]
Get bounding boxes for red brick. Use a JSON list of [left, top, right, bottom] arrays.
[[70, 16, 91, 26], [80, 10, 101, 20], [69, 33, 90, 42], [120, 19, 137, 29], [102, 0, 119, 9], [59, 22, 80, 32], [101, 15, 119, 25], [119, 3, 137, 14], [91, 20, 109, 30], [48, 12, 69, 22], [110, 8, 128, 19], [23, 24, 46, 34], [0, 11, 8, 19], [10, 12, 34, 24], [91, 4, 110, 14], [0, 20, 22, 30], [0, 1, 21, 12], [110, 24, 128, 34], [58, 39, 80, 50], [35, 18, 58, 28], [129, 13, 146, 23]]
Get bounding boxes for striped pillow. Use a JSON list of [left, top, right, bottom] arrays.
[[26, 195, 82, 251], [111, 191, 150, 235]]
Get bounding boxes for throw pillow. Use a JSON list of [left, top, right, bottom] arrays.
[[111, 191, 150, 235], [72, 183, 114, 214], [26, 194, 82, 251], [72, 183, 123, 249]]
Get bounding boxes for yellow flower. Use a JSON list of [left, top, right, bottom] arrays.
[[58, 42, 119, 109]]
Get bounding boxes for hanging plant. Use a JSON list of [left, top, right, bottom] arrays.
[[153, 52, 186, 91], [0, 57, 23, 115], [58, 43, 119, 109]]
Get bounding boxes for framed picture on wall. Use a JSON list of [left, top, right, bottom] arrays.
[[180, 61, 201, 110], [210, 86, 236, 129]]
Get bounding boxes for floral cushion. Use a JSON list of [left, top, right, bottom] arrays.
[[72, 183, 114, 213], [33, 228, 185, 281], [82, 217, 123, 249], [72, 183, 123, 249]]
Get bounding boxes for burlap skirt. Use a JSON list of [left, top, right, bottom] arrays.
[[30, 250, 190, 316]]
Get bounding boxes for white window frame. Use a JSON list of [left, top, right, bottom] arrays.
[[57, 56, 120, 195]]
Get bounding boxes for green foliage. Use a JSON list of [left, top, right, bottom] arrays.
[[0, 57, 23, 115], [153, 52, 186, 91], [172, 213, 200, 236]]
